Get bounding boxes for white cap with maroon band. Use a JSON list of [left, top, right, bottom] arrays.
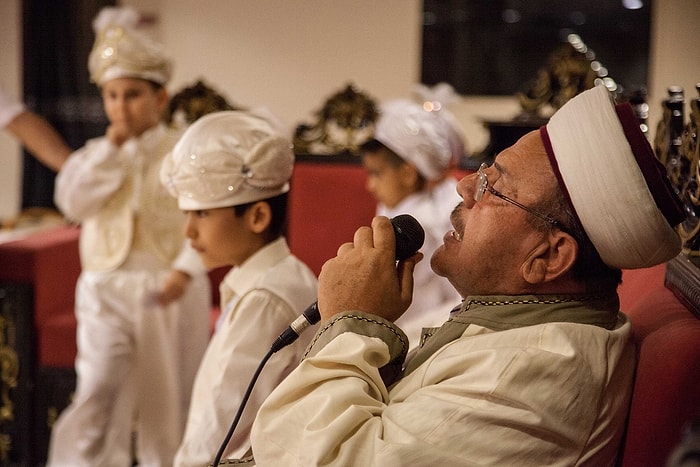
[[540, 84, 684, 269]]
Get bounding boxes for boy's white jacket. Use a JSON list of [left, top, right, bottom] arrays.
[[55, 124, 202, 275]]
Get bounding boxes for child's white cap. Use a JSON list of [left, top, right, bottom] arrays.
[[541, 84, 684, 269], [161, 111, 294, 210], [373, 99, 465, 181], [88, 7, 172, 86]]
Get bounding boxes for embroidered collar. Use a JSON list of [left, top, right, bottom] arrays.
[[453, 293, 621, 331]]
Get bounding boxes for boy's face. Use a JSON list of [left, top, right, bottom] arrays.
[[362, 149, 419, 209], [183, 207, 259, 269], [101, 77, 167, 139]]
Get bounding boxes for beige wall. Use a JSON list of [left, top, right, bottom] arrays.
[[134, 0, 424, 132], [647, 0, 700, 128], [0, 0, 23, 219], [1, 0, 699, 218]]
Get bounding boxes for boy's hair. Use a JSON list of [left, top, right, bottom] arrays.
[[145, 80, 165, 91], [233, 192, 289, 242]]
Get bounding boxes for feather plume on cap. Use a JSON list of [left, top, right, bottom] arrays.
[[88, 6, 172, 86]]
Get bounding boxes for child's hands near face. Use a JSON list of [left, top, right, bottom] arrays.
[[156, 269, 191, 307], [106, 122, 132, 147]]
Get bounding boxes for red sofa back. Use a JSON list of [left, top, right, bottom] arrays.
[[618, 263, 700, 466], [286, 161, 473, 276], [287, 160, 376, 276], [0, 226, 81, 368]]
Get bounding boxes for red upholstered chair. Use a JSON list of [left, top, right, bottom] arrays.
[[287, 160, 376, 276], [0, 225, 82, 368], [618, 264, 700, 466]]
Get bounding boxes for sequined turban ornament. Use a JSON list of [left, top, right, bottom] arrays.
[[160, 111, 294, 210]]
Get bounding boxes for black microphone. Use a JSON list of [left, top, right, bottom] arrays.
[[211, 215, 425, 465], [270, 214, 425, 353]]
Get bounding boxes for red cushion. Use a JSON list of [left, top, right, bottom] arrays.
[[621, 284, 700, 466], [0, 225, 81, 326], [618, 263, 666, 312], [287, 162, 376, 276], [36, 312, 78, 368]]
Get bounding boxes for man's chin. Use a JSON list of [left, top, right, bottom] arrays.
[[429, 248, 448, 278]]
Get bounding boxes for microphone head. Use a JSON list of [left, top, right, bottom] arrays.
[[391, 214, 425, 261]]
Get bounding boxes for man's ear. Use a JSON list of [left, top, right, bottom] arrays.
[[521, 230, 578, 284], [247, 201, 272, 234]]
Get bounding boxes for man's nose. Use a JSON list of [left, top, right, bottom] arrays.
[[456, 173, 477, 208]]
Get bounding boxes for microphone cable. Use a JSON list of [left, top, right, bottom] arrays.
[[210, 300, 320, 465], [210, 346, 274, 466], [210, 214, 424, 465]]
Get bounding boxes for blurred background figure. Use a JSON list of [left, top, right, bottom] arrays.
[[46, 7, 211, 466], [360, 96, 466, 350]]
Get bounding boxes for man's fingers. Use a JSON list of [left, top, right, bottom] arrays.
[[371, 216, 396, 257], [353, 225, 374, 250], [397, 252, 423, 302], [337, 242, 353, 256]]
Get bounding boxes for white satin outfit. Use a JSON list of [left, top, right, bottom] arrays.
[[48, 124, 210, 467]]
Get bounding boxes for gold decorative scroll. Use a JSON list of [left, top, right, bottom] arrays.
[[654, 84, 700, 255], [0, 314, 18, 462], [517, 34, 616, 118], [678, 86, 700, 253], [293, 83, 378, 156]]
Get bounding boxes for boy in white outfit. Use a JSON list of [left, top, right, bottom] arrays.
[[0, 85, 71, 172], [160, 111, 319, 465], [360, 99, 465, 350], [47, 7, 210, 466]]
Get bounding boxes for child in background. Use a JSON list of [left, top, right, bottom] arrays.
[[160, 111, 319, 465], [360, 99, 465, 350], [47, 7, 210, 466], [0, 86, 72, 172]]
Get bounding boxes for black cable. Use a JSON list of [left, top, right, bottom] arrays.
[[210, 347, 275, 466], [209, 215, 423, 464]]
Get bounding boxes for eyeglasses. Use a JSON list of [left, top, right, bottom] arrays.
[[475, 163, 563, 228]]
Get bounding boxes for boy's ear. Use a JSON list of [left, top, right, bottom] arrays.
[[247, 201, 272, 234], [398, 162, 420, 190], [155, 87, 169, 113]]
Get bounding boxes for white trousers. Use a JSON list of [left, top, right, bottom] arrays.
[[47, 255, 210, 467]]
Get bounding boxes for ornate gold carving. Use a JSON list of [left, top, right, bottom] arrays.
[[47, 406, 58, 429], [293, 83, 378, 156], [654, 84, 700, 255], [163, 80, 239, 129], [0, 315, 18, 421], [0, 308, 19, 462], [517, 34, 617, 119], [678, 86, 700, 253], [0, 433, 10, 462]]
